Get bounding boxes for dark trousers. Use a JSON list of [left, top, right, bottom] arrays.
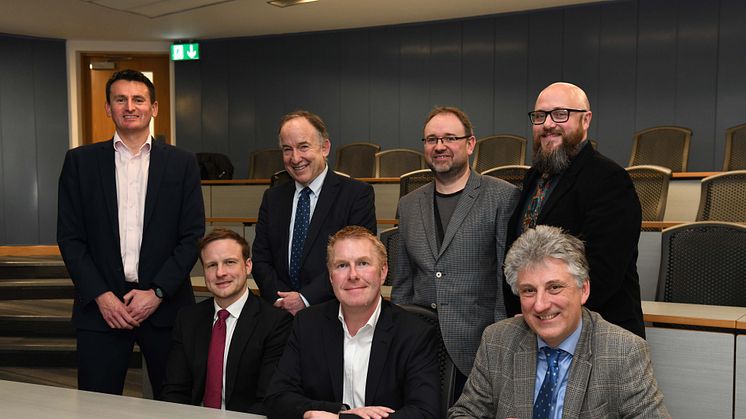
[[76, 319, 172, 399]]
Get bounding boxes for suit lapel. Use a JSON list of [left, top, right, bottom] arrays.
[[303, 170, 340, 262], [278, 182, 295, 273], [364, 301, 393, 404], [224, 293, 261, 403], [561, 309, 594, 418], [513, 330, 538, 418], [417, 183, 439, 259], [97, 140, 120, 243], [143, 139, 165, 231], [194, 302, 216, 401], [438, 171, 480, 257], [322, 301, 345, 401]]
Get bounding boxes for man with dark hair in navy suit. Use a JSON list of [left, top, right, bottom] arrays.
[[58, 69, 205, 398]]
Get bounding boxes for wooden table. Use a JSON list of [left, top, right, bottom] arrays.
[[0, 379, 264, 419]]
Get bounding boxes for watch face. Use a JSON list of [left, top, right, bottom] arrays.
[[154, 287, 164, 298]]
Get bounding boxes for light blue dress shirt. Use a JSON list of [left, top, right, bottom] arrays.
[[533, 318, 583, 419]]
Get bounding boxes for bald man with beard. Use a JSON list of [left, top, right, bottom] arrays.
[[504, 82, 645, 338]]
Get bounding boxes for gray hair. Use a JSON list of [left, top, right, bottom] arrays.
[[504, 225, 589, 295]]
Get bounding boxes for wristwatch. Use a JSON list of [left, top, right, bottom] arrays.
[[152, 286, 165, 299]]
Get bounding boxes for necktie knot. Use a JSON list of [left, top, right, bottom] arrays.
[[217, 309, 230, 322], [300, 186, 311, 197]]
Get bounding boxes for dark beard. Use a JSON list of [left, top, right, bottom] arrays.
[[533, 136, 584, 176]]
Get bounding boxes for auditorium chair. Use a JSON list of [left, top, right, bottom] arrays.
[[723, 123, 746, 171], [481, 165, 530, 190], [399, 169, 433, 199], [626, 165, 672, 222], [334, 142, 380, 178], [374, 149, 425, 177], [628, 126, 691, 172], [472, 135, 526, 174], [696, 170, 746, 222], [248, 148, 284, 179]]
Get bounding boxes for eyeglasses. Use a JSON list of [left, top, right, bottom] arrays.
[[528, 108, 587, 125], [421, 135, 471, 145]]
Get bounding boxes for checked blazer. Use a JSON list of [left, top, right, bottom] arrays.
[[391, 170, 519, 376], [449, 308, 670, 418]]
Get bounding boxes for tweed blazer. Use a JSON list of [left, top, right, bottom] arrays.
[[449, 308, 670, 418], [391, 170, 519, 376]]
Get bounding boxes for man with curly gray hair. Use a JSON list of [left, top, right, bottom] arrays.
[[450, 226, 669, 419]]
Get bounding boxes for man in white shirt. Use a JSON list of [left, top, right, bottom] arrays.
[[162, 228, 292, 414], [57, 69, 205, 398], [266, 226, 440, 419]]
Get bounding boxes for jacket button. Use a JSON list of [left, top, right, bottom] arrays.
[[431, 303, 437, 309], [435, 272, 442, 278]]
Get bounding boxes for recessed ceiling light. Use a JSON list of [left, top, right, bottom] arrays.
[[268, 0, 319, 8]]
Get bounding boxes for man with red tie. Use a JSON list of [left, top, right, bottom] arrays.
[[162, 228, 292, 414]]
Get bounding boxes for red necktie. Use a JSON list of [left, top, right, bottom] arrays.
[[203, 309, 230, 409]]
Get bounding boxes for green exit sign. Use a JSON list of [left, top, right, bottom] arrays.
[[171, 43, 200, 61]]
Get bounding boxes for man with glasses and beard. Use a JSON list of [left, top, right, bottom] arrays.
[[504, 82, 645, 338]]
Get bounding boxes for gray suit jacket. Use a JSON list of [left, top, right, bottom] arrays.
[[449, 309, 670, 418], [391, 170, 519, 375]]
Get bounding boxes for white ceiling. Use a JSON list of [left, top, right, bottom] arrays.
[[0, 0, 605, 42]]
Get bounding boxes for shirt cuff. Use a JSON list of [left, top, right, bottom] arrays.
[[300, 293, 310, 307]]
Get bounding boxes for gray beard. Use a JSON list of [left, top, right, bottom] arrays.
[[533, 140, 583, 175]]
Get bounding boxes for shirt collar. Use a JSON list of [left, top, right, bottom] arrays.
[[213, 287, 249, 320], [113, 132, 152, 156], [537, 316, 583, 356], [337, 296, 383, 336], [295, 164, 328, 197]]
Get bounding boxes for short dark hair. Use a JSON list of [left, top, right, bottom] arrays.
[[199, 228, 251, 262], [424, 106, 474, 136], [278, 110, 329, 146], [326, 226, 387, 270], [106, 69, 156, 104]]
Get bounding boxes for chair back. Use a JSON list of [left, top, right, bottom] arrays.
[[269, 170, 292, 188], [723, 123, 746, 171], [379, 227, 399, 286], [696, 170, 746, 221], [481, 165, 530, 190], [472, 135, 526, 173], [399, 169, 433, 199], [657, 222, 746, 306], [375, 149, 425, 177], [626, 165, 672, 221], [629, 126, 691, 171], [196, 152, 234, 180], [248, 149, 284, 179], [396, 304, 457, 418], [334, 142, 380, 178]]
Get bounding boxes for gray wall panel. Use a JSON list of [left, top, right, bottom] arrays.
[[635, 0, 678, 130], [492, 14, 529, 139], [0, 37, 39, 244], [675, 0, 719, 171], [33, 40, 69, 244], [340, 31, 371, 144], [462, 18, 495, 139], [596, 1, 637, 163], [429, 22, 461, 109], [398, 26, 431, 150], [253, 38, 286, 150], [309, 33, 341, 156], [228, 40, 256, 178], [715, 0, 746, 170], [369, 28, 400, 149], [200, 40, 230, 156], [174, 60, 202, 151]]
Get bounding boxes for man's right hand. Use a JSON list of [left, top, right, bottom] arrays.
[[95, 291, 140, 329]]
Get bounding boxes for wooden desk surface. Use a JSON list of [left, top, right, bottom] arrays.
[[642, 300, 746, 329], [0, 380, 263, 419], [737, 314, 746, 330]]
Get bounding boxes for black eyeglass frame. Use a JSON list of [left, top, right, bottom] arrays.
[[528, 108, 587, 125], [421, 134, 472, 145]]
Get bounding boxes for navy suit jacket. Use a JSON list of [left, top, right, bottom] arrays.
[[161, 291, 293, 414], [264, 300, 440, 419], [505, 143, 645, 337], [252, 170, 376, 305], [57, 139, 205, 330]]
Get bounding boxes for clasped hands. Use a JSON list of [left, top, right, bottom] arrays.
[[95, 289, 162, 329], [304, 406, 395, 419]]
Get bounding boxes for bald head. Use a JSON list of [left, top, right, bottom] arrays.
[[536, 82, 591, 111]]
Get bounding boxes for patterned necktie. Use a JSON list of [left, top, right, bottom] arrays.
[[533, 347, 562, 419], [203, 309, 230, 409], [289, 187, 311, 290], [523, 174, 552, 232]]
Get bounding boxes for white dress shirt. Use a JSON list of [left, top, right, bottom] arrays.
[[113, 134, 151, 283], [212, 287, 249, 409], [338, 297, 382, 409]]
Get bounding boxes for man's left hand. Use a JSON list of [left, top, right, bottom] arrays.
[[274, 291, 306, 316], [124, 289, 162, 323], [303, 411, 338, 419]]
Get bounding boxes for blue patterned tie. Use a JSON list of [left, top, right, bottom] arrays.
[[533, 347, 562, 419], [289, 187, 311, 290]]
